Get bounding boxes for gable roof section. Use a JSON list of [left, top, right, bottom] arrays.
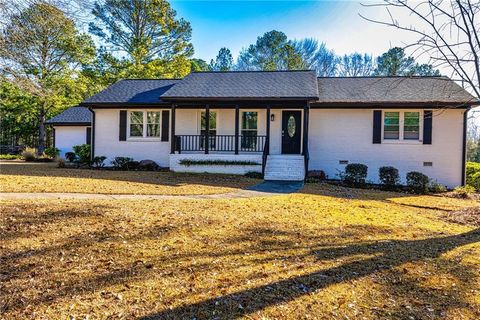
[[160, 70, 319, 100], [314, 76, 478, 106], [46, 106, 91, 125], [82, 79, 180, 105]]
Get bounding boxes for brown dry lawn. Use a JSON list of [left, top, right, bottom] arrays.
[[1, 181, 479, 319], [0, 161, 257, 195]]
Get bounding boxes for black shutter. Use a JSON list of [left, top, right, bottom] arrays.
[[373, 110, 382, 144], [161, 110, 170, 142], [423, 110, 432, 144], [86, 127, 92, 145], [119, 110, 127, 141]]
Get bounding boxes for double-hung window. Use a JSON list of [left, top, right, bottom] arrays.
[[241, 111, 258, 149], [403, 112, 420, 140], [383, 111, 420, 141], [200, 111, 217, 149], [129, 111, 161, 138]]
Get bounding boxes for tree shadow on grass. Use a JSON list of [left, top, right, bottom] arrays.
[[0, 162, 257, 191], [139, 228, 480, 319]]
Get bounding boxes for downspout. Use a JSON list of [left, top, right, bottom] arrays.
[[88, 107, 95, 162], [461, 107, 470, 186]]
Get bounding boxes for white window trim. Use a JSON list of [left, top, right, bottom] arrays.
[[127, 110, 163, 141], [382, 110, 423, 144]]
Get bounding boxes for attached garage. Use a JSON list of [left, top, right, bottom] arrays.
[[46, 106, 92, 157]]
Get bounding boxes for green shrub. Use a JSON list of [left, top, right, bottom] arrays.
[[92, 156, 107, 168], [126, 160, 140, 170], [406, 171, 430, 194], [44, 147, 60, 158], [111, 157, 134, 170], [65, 152, 76, 162], [307, 170, 326, 180], [378, 166, 399, 190], [21, 148, 36, 162], [452, 185, 476, 198], [466, 162, 480, 190], [138, 160, 159, 171], [0, 154, 20, 160], [429, 180, 447, 193], [244, 171, 263, 179], [343, 163, 368, 187], [72, 144, 91, 165], [57, 158, 66, 168], [179, 159, 260, 167]]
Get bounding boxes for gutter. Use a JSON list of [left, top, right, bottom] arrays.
[[461, 107, 470, 186], [88, 107, 95, 162]]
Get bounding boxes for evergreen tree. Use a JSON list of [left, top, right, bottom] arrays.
[[236, 30, 303, 71], [0, 2, 95, 153], [374, 47, 440, 76], [209, 48, 234, 71], [89, 0, 193, 78]]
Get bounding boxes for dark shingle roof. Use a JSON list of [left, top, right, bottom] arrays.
[[160, 71, 319, 100], [314, 76, 477, 106], [80, 73, 478, 107], [83, 79, 180, 104], [46, 106, 91, 125]]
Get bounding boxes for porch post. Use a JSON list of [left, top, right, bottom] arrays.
[[303, 103, 310, 177], [234, 105, 239, 154], [266, 105, 270, 155], [205, 104, 210, 154], [170, 104, 176, 154]]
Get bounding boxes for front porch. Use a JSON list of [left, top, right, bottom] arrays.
[[168, 104, 310, 180]]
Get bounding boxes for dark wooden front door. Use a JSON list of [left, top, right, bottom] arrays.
[[281, 111, 301, 154]]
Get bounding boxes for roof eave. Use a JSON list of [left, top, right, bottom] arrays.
[[80, 102, 173, 107], [46, 122, 91, 126], [160, 96, 319, 101], [310, 101, 477, 108]]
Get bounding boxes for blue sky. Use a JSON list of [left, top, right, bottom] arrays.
[[172, 0, 415, 62]]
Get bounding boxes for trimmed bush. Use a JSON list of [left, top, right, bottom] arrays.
[[378, 166, 400, 190], [466, 162, 480, 191], [138, 159, 159, 171], [65, 152, 76, 162], [57, 158, 66, 168], [307, 170, 326, 180], [343, 163, 368, 187], [111, 157, 134, 170], [126, 160, 140, 170], [179, 159, 260, 167], [0, 154, 20, 160], [452, 185, 476, 199], [44, 147, 60, 159], [429, 180, 447, 193], [406, 171, 430, 194], [244, 171, 263, 179], [72, 144, 91, 165], [92, 156, 107, 168], [21, 148, 36, 162]]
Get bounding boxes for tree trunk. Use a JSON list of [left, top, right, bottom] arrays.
[[38, 107, 46, 155]]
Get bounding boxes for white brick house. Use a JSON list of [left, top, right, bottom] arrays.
[[49, 71, 479, 188]]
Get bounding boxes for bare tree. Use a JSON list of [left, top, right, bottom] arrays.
[[361, 0, 479, 100]]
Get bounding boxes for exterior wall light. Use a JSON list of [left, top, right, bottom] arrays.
[[270, 114, 275, 122]]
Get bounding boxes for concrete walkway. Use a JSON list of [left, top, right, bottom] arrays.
[[0, 180, 304, 201]]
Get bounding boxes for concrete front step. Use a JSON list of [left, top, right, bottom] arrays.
[[264, 155, 305, 181]]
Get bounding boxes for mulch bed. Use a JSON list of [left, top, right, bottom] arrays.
[[442, 205, 480, 227]]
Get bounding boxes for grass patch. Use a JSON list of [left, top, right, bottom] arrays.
[[0, 161, 257, 195], [0, 185, 479, 319], [179, 159, 260, 167]]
